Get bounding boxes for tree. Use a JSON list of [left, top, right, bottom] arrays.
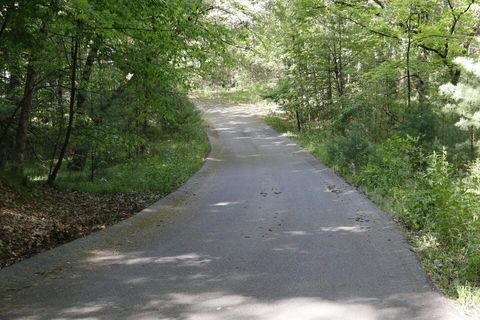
[[440, 56, 480, 158], [0, 0, 235, 184]]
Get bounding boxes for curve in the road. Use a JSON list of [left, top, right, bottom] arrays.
[[0, 104, 467, 320]]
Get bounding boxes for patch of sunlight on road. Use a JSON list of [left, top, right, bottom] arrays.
[[319, 226, 368, 233], [210, 201, 244, 207], [85, 251, 216, 267], [283, 230, 312, 236], [138, 293, 379, 320], [62, 303, 110, 315]]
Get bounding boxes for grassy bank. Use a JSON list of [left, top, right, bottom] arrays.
[[264, 115, 480, 311], [54, 128, 208, 194]]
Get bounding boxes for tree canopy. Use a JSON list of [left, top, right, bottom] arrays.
[[0, 0, 246, 184]]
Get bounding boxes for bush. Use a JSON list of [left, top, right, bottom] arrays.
[[324, 128, 373, 178], [398, 150, 479, 256], [358, 135, 420, 196]]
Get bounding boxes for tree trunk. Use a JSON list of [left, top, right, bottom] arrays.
[[326, 64, 333, 107], [470, 126, 476, 160], [49, 77, 65, 175], [48, 36, 79, 186], [406, 17, 412, 109], [76, 42, 99, 108], [0, 72, 22, 165], [7, 72, 20, 98], [13, 63, 36, 169], [295, 110, 301, 131], [69, 41, 100, 171], [332, 42, 344, 98], [0, 1, 15, 41]]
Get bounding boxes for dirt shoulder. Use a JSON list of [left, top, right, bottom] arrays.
[[0, 180, 161, 268]]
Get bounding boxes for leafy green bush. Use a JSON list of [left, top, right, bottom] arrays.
[[359, 136, 421, 196], [56, 127, 208, 194], [323, 128, 373, 177], [396, 150, 479, 285], [400, 151, 466, 236], [464, 159, 480, 194]]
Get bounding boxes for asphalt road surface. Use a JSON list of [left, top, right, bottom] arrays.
[[0, 104, 468, 320]]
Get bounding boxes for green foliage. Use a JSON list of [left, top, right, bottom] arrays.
[[359, 136, 420, 196], [440, 57, 480, 131], [264, 115, 296, 134], [55, 120, 208, 194], [0, 168, 30, 193], [323, 128, 373, 178], [400, 151, 466, 236], [398, 151, 480, 290], [248, 0, 480, 308], [0, 0, 234, 185], [399, 104, 440, 147], [193, 83, 270, 106], [464, 159, 480, 194]]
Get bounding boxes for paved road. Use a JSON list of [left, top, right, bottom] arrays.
[[0, 104, 467, 320]]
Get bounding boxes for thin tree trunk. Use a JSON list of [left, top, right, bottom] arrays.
[[295, 110, 301, 131], [332, 42, 344, 98], [337, 20, 345, 97], [49, 77, 65, 175], [326, 64, 333, 105], [13, 63, 36, 169], [0, 103, 21, 146], [0, 72, 23, 147], [406, 32, 412, 108], [0, 1, 15, 41], [69, 41, 100, 171], [7, 72, 20, 98], [470, 126, 475, 160], [48, 36, 79, 186], [76, 41, 99, 108]]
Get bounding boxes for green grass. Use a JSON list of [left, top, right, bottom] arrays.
[[264, 116, 329, 163], [264, 115, 295, 133], [54, 128, 209, 194], [13, 121, 209, 195], [3, 100, 209, 196], [0, 168, 35, 201]]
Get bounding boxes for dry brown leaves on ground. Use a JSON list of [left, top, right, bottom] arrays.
[[0, 181, 161, 268]]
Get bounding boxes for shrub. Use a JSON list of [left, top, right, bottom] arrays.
[[358, 135, 420, 196], [324, 128, 373, 178], [400, 150, 475, 246], [394, 150, 480, 287]]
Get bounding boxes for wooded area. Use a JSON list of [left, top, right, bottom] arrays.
[[1, 0, 479, 310], [0, 0, 236, 185]]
